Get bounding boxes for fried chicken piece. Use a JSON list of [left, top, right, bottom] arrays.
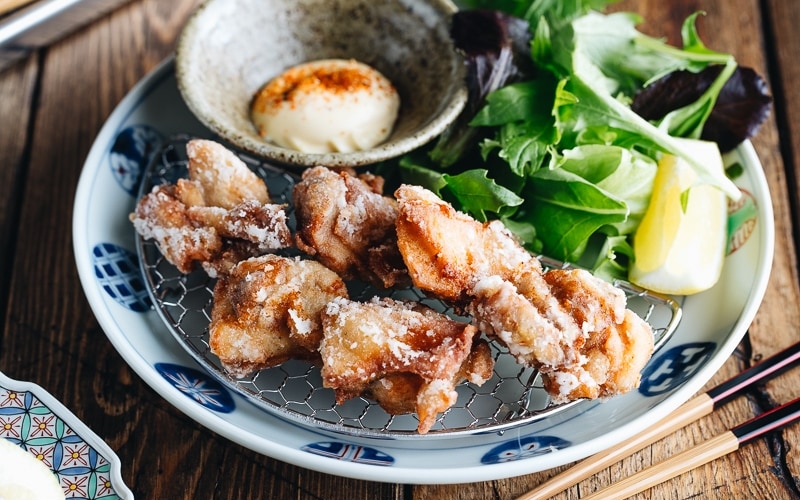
[[130, 140, 292, 276], [469, 269, 653, 403], [539, 269, 652, 399], [187, 200, 291, 252], [181, 139, 291, 253], [130, 183, 222, 274], [394, 184, 654, 404], [319, 297, 494, 433], [209, 255, 349, 378], [365, 339, 494, 419], [185, 138, 271, 208], [394, 185, 532, 304], [293, 166, 409, 289]]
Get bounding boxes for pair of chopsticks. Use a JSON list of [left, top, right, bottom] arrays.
[[517, 340, 800, 500]]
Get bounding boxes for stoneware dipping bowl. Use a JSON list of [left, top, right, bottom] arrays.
[[175, 0, 467, 169]]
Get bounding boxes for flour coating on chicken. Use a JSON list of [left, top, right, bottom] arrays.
[[319, 297, 493, 433], [394, 184, 654, 404], [130, 139, 291, 276], [293, 166, 409, 288], [209, 255, 348, 377]]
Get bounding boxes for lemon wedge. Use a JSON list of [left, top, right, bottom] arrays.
[[0, 438, 64, 500], [629, 138, 732, 295]]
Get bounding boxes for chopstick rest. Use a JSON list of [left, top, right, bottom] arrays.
[[580, 396, 800, 500], [516, 340, 800, 500]]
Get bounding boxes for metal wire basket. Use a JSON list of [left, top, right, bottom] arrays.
[[136, 137, 683, 439]]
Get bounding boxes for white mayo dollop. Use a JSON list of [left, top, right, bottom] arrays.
[[251, 59, 400, 154]]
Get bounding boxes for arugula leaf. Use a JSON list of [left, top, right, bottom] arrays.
[[680, 12, 724, 57], [472, 78, 557, 126], [429, 10, 532, 167], [557, 11, 741, 198], [557, 144, 656, 231], [397, 156, 448, 195], [559, 71, 740, 199], [395, 162, 524, 221], [500, 215, 541, 250], [493, 122, 555, 177], [590, 234, 634, 281], [443, 169, 524, 221], [566, 12, 683, 94], [473, 79, 560, 177]]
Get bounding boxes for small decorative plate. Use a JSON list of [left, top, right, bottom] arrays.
[[72, 58, 774, 484], [0, 371, 133, 499]]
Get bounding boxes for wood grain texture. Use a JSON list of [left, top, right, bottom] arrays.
[[0, 56, 36, 314], [0, 0, 798, 499]]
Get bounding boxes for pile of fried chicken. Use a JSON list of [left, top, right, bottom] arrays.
[[131, 139, 654, 434]]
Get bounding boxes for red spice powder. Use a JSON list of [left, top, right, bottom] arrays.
[[253, 60, 395, 112]]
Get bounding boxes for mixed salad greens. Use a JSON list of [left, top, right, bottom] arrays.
[[378, 0, 771, 281]]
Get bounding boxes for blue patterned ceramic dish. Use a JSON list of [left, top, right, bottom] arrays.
[[71, 58, 774, 483], [0, 372, 133, 499]]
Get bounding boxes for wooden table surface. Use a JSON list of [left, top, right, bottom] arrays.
[[1, 0, 798, 498]]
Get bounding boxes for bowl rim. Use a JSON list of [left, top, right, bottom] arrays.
[[175, 0, 468, 168]]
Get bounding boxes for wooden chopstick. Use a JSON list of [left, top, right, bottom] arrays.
[[516, 341, 800, 500], [580, 396, 800, 499], [0, 0, 36, 17]]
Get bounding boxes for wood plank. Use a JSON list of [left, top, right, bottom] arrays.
[[0, 56, 36, 313], [760, 0, 800, 495]]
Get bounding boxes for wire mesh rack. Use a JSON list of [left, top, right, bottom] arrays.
[[135, 137, 683, 439]]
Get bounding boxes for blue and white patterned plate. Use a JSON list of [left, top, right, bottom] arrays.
[[71, 58, 774, 483], [0, 371, 133, 499]]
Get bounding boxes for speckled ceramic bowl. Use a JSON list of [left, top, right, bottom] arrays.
[[175, 0, 467, 169]]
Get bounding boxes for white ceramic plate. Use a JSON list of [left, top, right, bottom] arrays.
[[72, 58, 774, 484], [0, 371, 133, 499]]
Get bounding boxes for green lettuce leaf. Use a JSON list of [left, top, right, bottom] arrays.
[[524, 166, 629, 260], [443, 169, 524, 221], [392, 3, 764, 275], [556, 144, 656, 234]]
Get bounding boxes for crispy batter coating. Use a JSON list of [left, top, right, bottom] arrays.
[[130, 140, 291, 276], [130, 183, 221, 274], [135, 141, 656, 431], [394, 185, 531, 304], [185, 138, 271, 208], [187, 200, 292, 252], [209, 255, 349, 378], [293, 166, 409, 289], [394, 184, 654, 404], [470, 269, 653, 403], [365, 339, 494, 418], [319, 297, 494, 433]]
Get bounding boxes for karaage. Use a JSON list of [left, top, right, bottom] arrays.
[[209, 254, 349, 377], [319, 296, 494, 433], [395, 184, 531, 304], [130, 139, 291, 276], [394, 184, 654, 404], [293, 166, 409, 289]]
